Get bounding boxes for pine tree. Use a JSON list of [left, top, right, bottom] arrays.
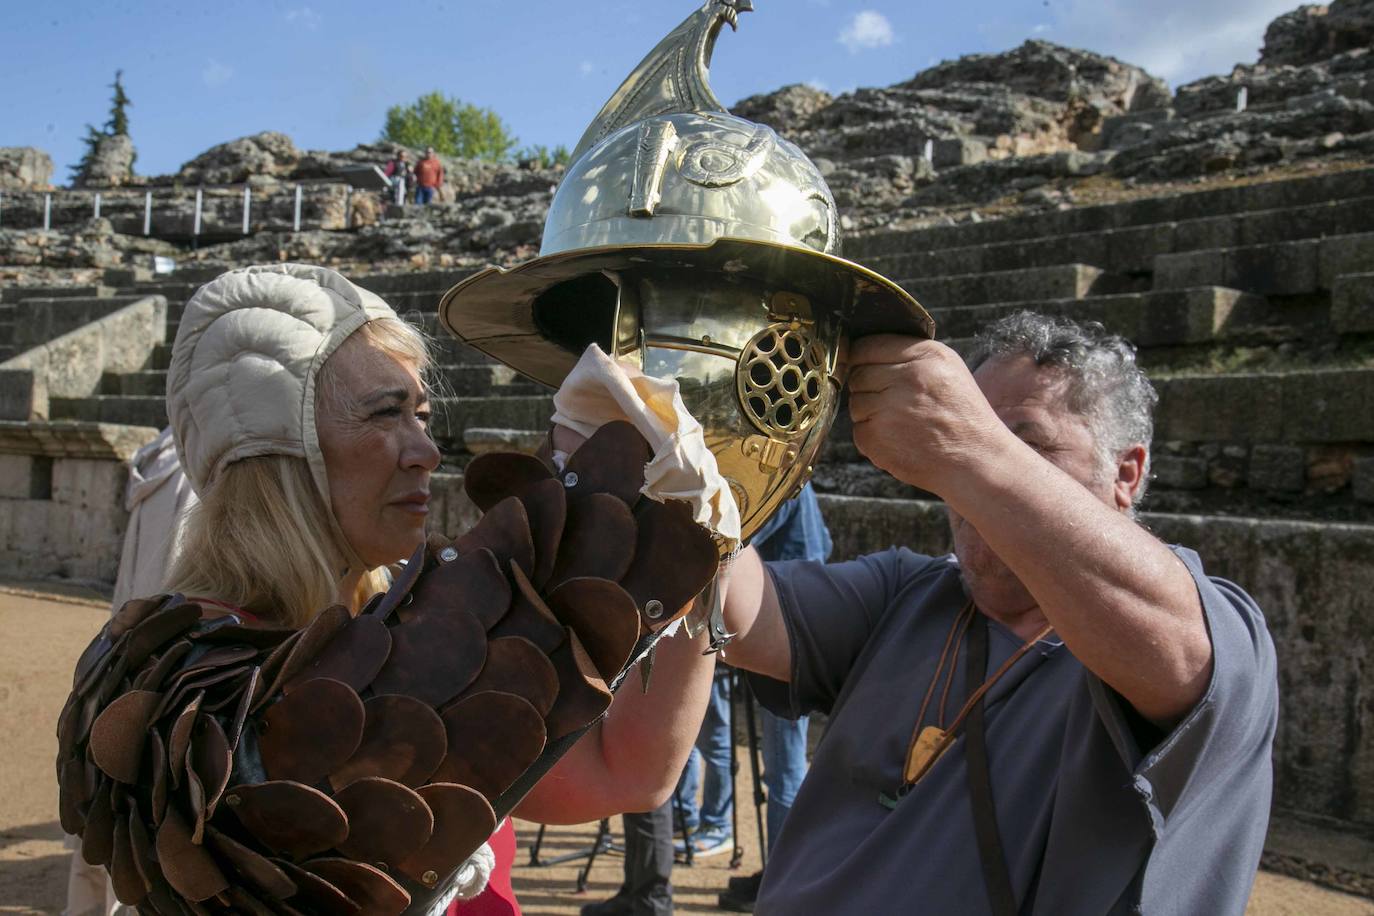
[[105, 70, 131, 138], [70, 70, 135, 181]]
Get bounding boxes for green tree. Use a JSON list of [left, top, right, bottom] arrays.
[[105, 70, 132, 137], [516, 143, 572, 169], [70, 69, 134, 180], [381, 92, 517, 162]]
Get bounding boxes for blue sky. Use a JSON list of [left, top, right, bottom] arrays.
[[2, 0, 1298, 183]]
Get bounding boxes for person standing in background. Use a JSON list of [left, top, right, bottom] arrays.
[[414, 146, 446, 205], [383, 149, 413, 206]]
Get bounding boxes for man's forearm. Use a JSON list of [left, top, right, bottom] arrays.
[[945, 431, 1213, 725]]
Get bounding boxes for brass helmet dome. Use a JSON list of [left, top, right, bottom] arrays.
[[439, 0, 933, 545]]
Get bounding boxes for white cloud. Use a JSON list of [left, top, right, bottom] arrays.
[[838, 11, 895, 53], [285, 6, 322, 29], [579, 60, 595, 77], [1031, 23, 1050, 35], [202, 58, 233, 88], [994, 0, 1298, 87], [805, 76, 830, 92]]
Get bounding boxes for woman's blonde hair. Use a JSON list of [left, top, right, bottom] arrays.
[[164, 317, 432, 629]]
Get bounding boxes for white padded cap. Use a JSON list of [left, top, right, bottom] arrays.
[[167, 264, 399, 500]]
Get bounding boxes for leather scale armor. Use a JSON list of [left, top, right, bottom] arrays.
[[55, 422, 719, 916]]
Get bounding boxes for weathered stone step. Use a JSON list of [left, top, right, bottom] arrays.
[[848, 167, 1374, 258], [100, 371, 166, 397], [430, 395, 555, 446], [929, 287, 1267, 347], [1154, 367, 1374, 444], [1155, 231, 1374, 296], [98, 362, 543, 398], [354, 269, 477, 297], [49, 396, 168, 428], [864, 196, 1374, 279], [900, 263, 1137, 309], [827, 365, 1374, 448], [0, 284, 115, 304], [1333, 272, 1374, 334], [8, 296, 151, 352]]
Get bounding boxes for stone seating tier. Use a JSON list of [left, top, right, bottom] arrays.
[[22, 167, 1372, 519], [861, 195, 1374, 279], [847, 166, 1374, 257]]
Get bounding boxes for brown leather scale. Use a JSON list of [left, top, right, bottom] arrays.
[[55, 421, 719, 916]]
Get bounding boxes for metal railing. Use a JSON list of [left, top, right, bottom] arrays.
[[0, 166, 394, 237]]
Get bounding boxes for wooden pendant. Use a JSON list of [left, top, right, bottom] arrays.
[[903, 725, 949, 784]]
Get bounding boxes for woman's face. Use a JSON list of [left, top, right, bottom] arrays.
[[316, 334, 441, 570]]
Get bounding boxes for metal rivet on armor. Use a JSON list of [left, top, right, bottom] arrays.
[[438, 546, 458, 563], [645, 599, 664, 619], [401, 593, 414, 607], [563, 471, 580, 489], [422, 870, 439, 887], [224, 794, 241, 807]]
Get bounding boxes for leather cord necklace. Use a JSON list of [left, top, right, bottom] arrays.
[[880, 601, 1053, 796], [877, 603, 1053, 914]]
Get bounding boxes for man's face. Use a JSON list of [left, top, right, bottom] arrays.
[[948, 354, 1113, 614]]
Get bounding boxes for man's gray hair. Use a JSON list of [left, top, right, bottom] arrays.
[[967, 311, 1159, 505]]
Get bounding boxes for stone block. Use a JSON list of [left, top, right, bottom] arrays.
[[2, 498, 56, 560], [51, 458, 127, 509], [102, 266, 153, 287], [1353, 456, 1374, 504], [429, 473, 480, 539], [816, 495, 950, 561], [1153, 251, 1221, 290], [0, 454, 34, 499], [1249, 445, 1306, 492], [1226, 238, 1319, 295], [0, 369, 42, 421], [1150, 454, 1208, 489], [1332, 272, 1374, 333], [1106, 224, 1175, 273], [1173, 216, 1238, 252], [429, 395, 556, 448], [1154, 374, 1284, 443], [932, 137, 987, 168], [1281, 370, 1374, 443], [1318, 233, 1374, 289]]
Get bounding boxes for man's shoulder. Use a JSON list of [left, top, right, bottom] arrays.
[[872, 545, 956, 583]]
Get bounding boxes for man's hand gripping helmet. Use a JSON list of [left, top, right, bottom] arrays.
[[440, 0, 934, 546]]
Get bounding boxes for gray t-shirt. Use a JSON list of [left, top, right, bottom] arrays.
[[749, 547, 1278, 915]]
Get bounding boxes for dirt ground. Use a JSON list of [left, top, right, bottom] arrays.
[[2, 588, 1370, 916]]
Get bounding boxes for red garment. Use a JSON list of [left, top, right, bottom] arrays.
[[414, 156, 445, 189], [448, 819, 520, 915]]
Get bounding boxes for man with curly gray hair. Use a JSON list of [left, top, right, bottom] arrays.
[[704, 310, 1278, 915]]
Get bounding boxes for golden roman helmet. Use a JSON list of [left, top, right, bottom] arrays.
[[439, 0, 933, 545]]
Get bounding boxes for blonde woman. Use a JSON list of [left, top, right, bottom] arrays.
[[57, 264, 720, 916]]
